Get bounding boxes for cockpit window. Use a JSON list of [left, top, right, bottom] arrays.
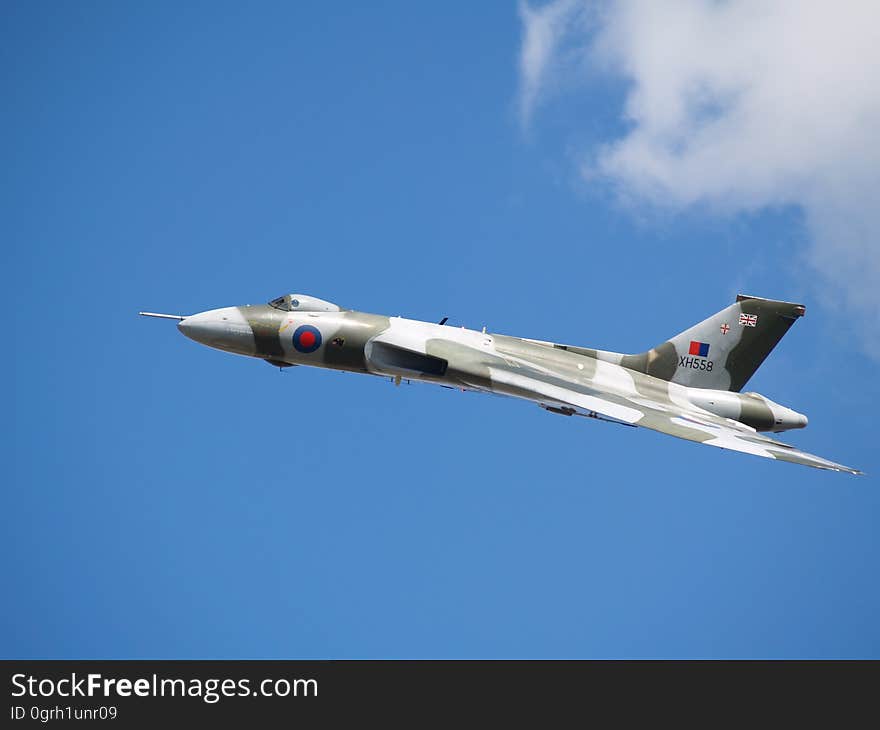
[[268, 296, 291, 311], [267, 293, 341, 312], [269, 294, 290, 312]]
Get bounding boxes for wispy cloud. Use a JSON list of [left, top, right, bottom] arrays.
[[519, 0, 880, 356], [517, 0, 591, 129]]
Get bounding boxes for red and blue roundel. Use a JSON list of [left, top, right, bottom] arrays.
[[292, 324, 322, 353]]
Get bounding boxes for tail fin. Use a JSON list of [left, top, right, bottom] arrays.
[[618, 295, 805, 391]]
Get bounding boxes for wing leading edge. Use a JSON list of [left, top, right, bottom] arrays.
[[480, 365, 862, 475]]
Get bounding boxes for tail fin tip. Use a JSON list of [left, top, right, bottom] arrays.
[[737, 293, 806, 319]]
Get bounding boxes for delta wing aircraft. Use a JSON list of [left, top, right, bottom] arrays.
[[141, 293, 861, 474]]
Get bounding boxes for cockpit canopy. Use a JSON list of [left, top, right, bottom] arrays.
[[268, 293, 341, 313]]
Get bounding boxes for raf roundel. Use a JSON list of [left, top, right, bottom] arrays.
[[292, 324, 322, 354]]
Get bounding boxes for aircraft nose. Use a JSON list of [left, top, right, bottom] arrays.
[[177, 310, 218, 344], [177, 307, 256, 355], [177, 308, 232, 348]]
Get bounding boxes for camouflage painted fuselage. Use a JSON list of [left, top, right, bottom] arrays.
[[150, 292, 859, 474]]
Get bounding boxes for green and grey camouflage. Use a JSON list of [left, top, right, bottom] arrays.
[[140, 292, 861, 475]]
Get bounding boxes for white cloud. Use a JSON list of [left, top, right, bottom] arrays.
[[519, 0, 880, 356], [517, 0, 592, 128]]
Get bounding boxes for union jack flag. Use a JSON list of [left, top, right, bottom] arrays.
[[739, 313, 758, 327]]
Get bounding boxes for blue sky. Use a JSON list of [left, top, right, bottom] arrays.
[[4, 2, 878, 658]]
